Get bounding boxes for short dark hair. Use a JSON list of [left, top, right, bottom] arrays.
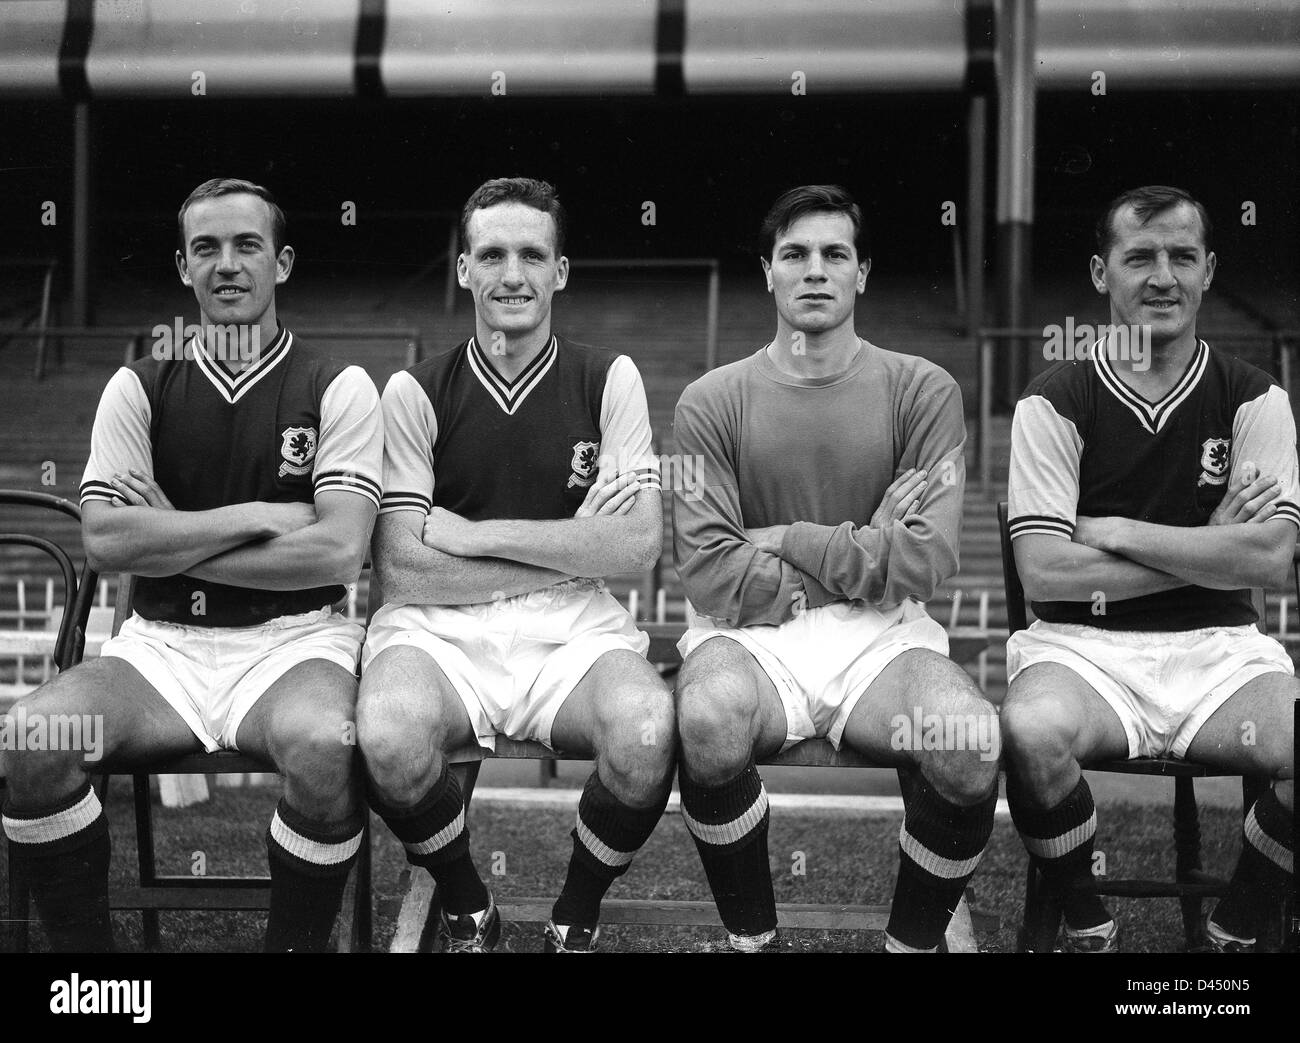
[[759, 184, 869, 261], [460, 177, 566, 256], [177, 178, 287, 255], [1095, 185, 1212, 259]]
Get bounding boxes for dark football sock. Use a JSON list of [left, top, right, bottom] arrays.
[[264, 799, 364, 952], [1007, 772, 1111, 931], [551, 770, 669, 926], [678, 759, 777, 938], [887, 772, 998, 950], [1211, 787, 1293, 940], [3, 780, 114, 952], [368, 763, 488, 915]]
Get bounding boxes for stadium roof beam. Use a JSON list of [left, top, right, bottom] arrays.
[[1, 0, 1296, 357], [2, 1, 1297, 97]]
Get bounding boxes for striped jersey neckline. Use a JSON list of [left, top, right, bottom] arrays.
[[1093, 338, 1208, 435], [188, 325, 292, 406], [466, 334, 558, 415]]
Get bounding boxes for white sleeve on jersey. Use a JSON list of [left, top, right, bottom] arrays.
[[377, 370, 438, 516], [313, 365, 384, 508], [597, 354, 661, 492], [79, 368, 154, 506], [1231, 383, 1300, 529], [1007, 394, 1084, 541]]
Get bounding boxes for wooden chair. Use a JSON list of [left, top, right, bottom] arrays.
[[996, 501, 1271, 951], [92, 574, 371, 952], [1, 490, 100, 953]]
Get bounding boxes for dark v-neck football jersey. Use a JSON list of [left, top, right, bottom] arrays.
[[80, 328, 383, 627], [1008, 340, 1300, 630], [378, 334, 660, 525]]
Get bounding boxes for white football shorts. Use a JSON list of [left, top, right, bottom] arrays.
[[677, 598, 949, 751], [1006, 620, 1294, 758], [361, 578, 650, 754], [100, 607, 364, 753]]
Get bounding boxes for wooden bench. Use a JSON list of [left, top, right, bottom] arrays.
[[388, 621, 998, 953]]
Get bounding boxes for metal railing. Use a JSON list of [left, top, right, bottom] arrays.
[[0, 257, 59, 378], [0, 324, 425, 375], [564, 258, 721, 371]]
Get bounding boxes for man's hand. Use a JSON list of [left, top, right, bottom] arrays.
[[746, 470, 924, 555], [107, 469, 174, 509], [422, 506, 480, 557], [1209, 464, 1281, 526], [575, 470, 639, 518], [746, 524, 790, 554], [870, 468, 927, 529]]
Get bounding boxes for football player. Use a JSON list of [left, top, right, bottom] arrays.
[[2, 178, 383, 952], [1003, 185, 1297, 952], [671, 185, 1000, 953], [357, 177, 673, 952]]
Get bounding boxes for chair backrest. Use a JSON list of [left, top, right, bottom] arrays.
[[110, 573, 137, 638], [363, 564, 383, 623], [0, 490, 99, 671], [996, 501, 1029, 635]]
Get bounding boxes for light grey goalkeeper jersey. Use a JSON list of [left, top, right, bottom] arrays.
[[672, 342, 967, 627]]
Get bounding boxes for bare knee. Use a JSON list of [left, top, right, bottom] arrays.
[[915, 694, 1002, 805], [356, 700, 441, 804], [924, 744, 1001, 805], [594, 684, 675, 805], [272, 710, 355, 811], [675, 664, 761, 782], [1, 692, 92, 806], [999, 692, 1078, 800]]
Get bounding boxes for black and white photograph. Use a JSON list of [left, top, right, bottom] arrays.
[[0, 0, 1296, 1018]]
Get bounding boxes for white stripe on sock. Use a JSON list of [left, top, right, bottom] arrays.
[[2, 787, 102, 846], [682, 787, 769, 847], [899, 823, 984, 880], [270, 811, 362, 867], [1022, 809, 1097, 860], [576, 819, 635, 868], [1245, 804, 1294, 875], [405, 806, 466, 857]]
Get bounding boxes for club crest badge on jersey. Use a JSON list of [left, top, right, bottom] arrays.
[[567, 440, 600, 489], [279, 426, 318, 478], [1196, 437, 1230, 487]]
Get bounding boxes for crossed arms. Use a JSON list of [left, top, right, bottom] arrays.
[[1016, 470, 1297, 603], [375, 471, 661, 607], [79, 364, 381, 590], [1010, 382, 1299, 601], [672, 369, 966, 628], [84, 475, 375, 590]]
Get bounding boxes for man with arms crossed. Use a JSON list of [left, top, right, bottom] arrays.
[[673, 185, 1000, 953], [1003, 185, 1297, 952], [358, 177, 673, 953], [2, 178, 383, 952]]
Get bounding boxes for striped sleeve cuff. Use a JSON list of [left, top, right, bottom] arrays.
[[1275, 500, 1300, 529], [632, 465, 661, 492], [314, 470, 382, 508], [379, 490, 433, 516], [1009, 514, 1074, 540], [79, 480, 118, 505]]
